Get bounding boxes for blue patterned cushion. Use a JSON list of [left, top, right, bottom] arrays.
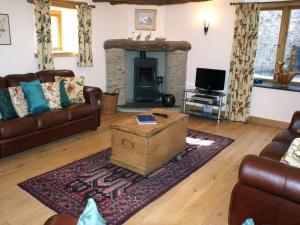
[[77, 198, 106, 225], [242, 218, 255, 225], [20, 80, 50, 115]]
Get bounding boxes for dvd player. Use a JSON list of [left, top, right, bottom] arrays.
[[191, 95, 217, 104]]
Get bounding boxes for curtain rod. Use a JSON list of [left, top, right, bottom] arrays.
[[230, 1, 300, 6], [230, 2, 263, 5], [27, 0, 96, 9]]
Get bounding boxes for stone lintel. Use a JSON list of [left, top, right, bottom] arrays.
[[104, 39, 191, 52]]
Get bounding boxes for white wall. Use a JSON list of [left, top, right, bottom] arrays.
[[164, 0, 235, 92], [0, 0, 299, 122], [0, 0, 37, 74], [0, 0, 129, 89], [250, 87, 300, 122], [164, 0, 300, 123], [127, 5, 165, 39], [54, 1, 129, 89]]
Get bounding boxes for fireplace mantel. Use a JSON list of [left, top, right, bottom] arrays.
[[104, 39, 191, 52], [105, 39, 190, 108]]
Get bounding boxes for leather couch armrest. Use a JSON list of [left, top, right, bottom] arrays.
[[239, 155, 300, 204], [44, 214, 77, 225], [83, 86, 102, 103], [83, 86, 102, 129], [288, 111, 300, 132]]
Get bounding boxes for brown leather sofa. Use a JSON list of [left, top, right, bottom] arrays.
[[44, 215, 78, 225], [0, 70, 102, 157], [229, 111, 300, 225]]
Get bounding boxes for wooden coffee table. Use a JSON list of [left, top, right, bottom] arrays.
[[110, 108, 188, 176]]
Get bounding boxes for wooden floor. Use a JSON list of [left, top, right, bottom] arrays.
[[0, 113, 281, 225]]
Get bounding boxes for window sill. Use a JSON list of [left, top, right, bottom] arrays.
[[34, 52, 78, 58], [253, 80, 300, 93]]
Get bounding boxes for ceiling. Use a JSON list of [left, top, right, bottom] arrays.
[[92, 0, 211, 5]]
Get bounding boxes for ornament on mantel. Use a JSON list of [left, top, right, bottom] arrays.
[[145, 28, 152, 41], [136, 30, 142, 41], [128, 31, 135, 40]]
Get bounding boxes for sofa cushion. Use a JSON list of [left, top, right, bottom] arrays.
[[0, 117, 37, 139], [0, 89, 17, 120], [37, 70, 74, 83], [41, 81, 62, 109], [55, 76, 85, 104], [65, 104, 93, 121], [5, 73, 38, 87], [77, 198, 106, 225], [273, 130, 300, 145], [260, 141, 290, 161], [281, 138, 300, 168], [8, 86, 29, 118], [20, 80, 51, 115], [33, 110, 68, 129], [0, 77, 7, 120], [59, 80, 71, 107]]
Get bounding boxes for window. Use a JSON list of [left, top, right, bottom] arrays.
[[50, 10, 62, 50], [254, 4, 300, 83], [50, 6, 78, 54]]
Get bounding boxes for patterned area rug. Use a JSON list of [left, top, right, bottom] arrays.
[[18, 129, 233, 225]]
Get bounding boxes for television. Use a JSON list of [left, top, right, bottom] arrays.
[[195, 68, 226, 91]]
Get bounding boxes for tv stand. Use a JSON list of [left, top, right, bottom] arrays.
[[183, 88, 226, 122]]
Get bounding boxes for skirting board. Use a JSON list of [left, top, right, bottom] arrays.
[[248, 116, 289, 129], [186, 104, 289, 129]]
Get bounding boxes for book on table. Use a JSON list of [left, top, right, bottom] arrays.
[[136, 115, 157, 125]]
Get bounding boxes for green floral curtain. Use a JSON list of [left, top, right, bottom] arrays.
[[77, 5, 93, 67], [225, 3, 261, 122], [34, 0, 54, 70]]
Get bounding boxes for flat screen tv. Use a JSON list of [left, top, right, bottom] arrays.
[[195, 68, 226, 91]]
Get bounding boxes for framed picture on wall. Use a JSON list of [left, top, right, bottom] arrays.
[[135, 9, 157, 31], [0, 14, 11, 45]]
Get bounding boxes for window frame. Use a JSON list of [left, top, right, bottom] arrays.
[[256, 2, 300, 85], [50, 10, 63, 51]]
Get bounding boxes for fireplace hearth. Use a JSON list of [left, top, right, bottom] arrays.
[[104, 39, 191, 109]]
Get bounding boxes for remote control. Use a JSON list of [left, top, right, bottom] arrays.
[[153, 112, 169, 118]]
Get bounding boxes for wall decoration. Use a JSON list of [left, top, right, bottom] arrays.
[[135, 9, 157, 31], [0, 14, 11, 45]]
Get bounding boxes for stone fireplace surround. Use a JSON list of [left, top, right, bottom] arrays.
[[104, 39, 191, 107]]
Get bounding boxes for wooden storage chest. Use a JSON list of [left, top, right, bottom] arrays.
[[110, 109, 188, 175]]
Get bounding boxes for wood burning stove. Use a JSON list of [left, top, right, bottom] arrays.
[[134, 52, 159, 103]]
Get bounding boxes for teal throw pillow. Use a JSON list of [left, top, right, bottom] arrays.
[[20, 80, 50, 115], [59, 80, 71, 107], [77, 198, 106, 225], [242, 218, 255, 225], [0, 89, 18, 120]]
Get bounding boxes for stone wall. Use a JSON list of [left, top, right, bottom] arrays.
[[165, 50, 188, 106], [105, 48, 126, 105]]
